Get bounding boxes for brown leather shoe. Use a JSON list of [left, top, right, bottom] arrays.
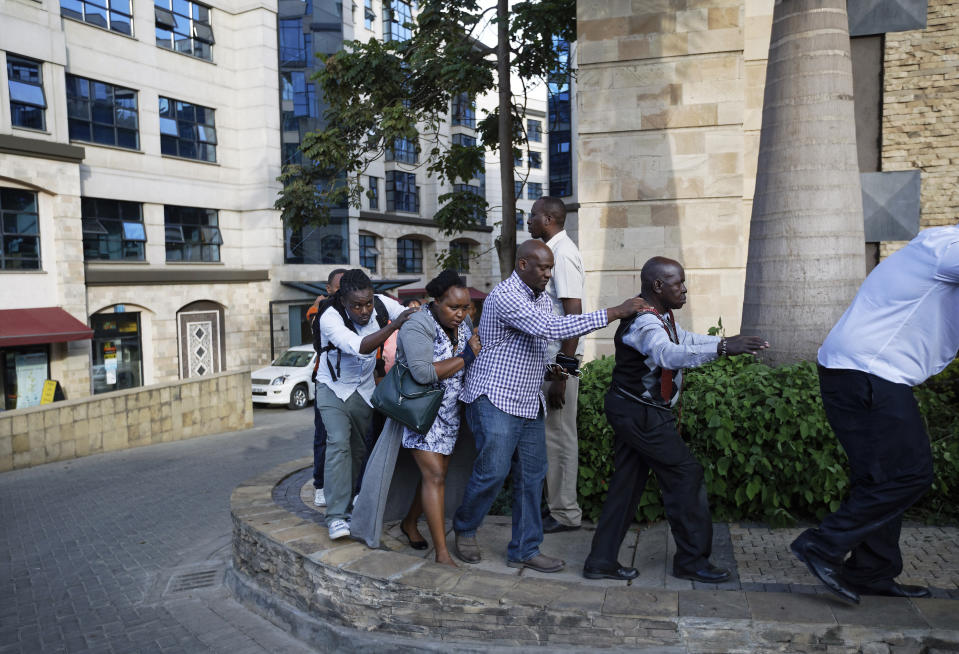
[[507, 553, 565, 573], [453, 532, 481, 564]]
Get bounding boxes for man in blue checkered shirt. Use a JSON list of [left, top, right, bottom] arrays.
[[452, 239, 649, 572]]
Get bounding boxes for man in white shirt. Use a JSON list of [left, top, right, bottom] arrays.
[[316, 269, 415, 540], [529, 196, 586, 533], [791, 225, 959, 605]]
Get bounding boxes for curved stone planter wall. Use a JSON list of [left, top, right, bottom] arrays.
[[230, 460, 959, 652]]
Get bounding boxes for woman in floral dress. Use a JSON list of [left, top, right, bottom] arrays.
[[395, 270, 480, 566]]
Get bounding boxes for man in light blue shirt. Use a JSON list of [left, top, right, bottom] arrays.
[[316, 269, 414, 540], [791, 226, 959, 605]]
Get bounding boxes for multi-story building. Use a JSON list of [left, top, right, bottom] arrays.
[[1, 0, 282, 408], [270, 0, 499, 342]]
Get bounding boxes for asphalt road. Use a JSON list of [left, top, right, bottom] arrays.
[[0, 406, 320, 654]]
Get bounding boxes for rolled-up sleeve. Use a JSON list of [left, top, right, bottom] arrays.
[[622, 315, 719, 370], [397, 316, 439, 385]]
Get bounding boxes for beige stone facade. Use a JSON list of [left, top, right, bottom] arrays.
[[577, 0, 956, 357], [880, 0, 959, 256], [0, 369, 252, 472]]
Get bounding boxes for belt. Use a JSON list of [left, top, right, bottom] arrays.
[[611, 385, 670, 411], [817, 365, 861, 377]]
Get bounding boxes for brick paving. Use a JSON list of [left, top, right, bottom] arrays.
[[0, 408, 317, 654]]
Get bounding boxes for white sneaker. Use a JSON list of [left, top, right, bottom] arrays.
[[314, 488, 326, 506], [328, 519, 350, 540]]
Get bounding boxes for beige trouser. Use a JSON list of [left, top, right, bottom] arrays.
[[541, 374, 582, 527]]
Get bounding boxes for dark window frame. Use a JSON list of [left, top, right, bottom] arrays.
[[66, 74, 139, 150], [396, 237, 423, 274], [0, 187, 40, 270], [528, 151, 542, 169], [159, 96, 217, 162], [449, 239, 471, 273], [154, 0, 214, 61], [527, 182, 542, 200], [385, 170, 419, 214], [359, 233, 378, 270], [386, 135, 418, 164], [164, 205, 221, 262], [61, 0, 133, 35], [451, 92, 476, 128], [367, 176, 379, 210], [383, 0, 413, 42], [82, 197, 146, 261], [7, 55, 46, 131], [528, 119, 542, 142]]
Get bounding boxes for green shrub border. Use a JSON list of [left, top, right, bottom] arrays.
[[576, 355, 959, 526]]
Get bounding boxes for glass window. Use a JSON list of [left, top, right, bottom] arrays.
[[278, 19, 308, 66], [61, 0, 133, 34], [527, 182, 542, 200], [164, 205, 221, 262], [386, 171, 418, 213], [529, 151, 541, 169], [513, 153, 523, 168], [452, 184, 484, 225], [528, 119, 542, 142], [284, 215, 348, 264], [7, 56, 46, 131], [386, 136, 417, 164], [515, 209, 524, 230], [514, 180, 523, 198], [548, 37, 573, 197], [451, 133, 476, 147], [1, 345, 50, 410], [82, 197, 145, 261], [450, 240, 471, 273], [396, 237, 422, 273], [91, 312, 142, 395], [367, 176, 379, 210], [0, 187, 40, 270], [154, 0, 213, 60], [364, 0, 374, 29], [359, 233, 377, 270], [287, 304, 312, 346], [159, 96, 216, 162], [66, 74, 139, 150], [451, 93, 475, 128], [383, 0, 412, 42]]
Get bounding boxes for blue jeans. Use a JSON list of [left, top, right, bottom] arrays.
[[453, 395, 546, 562], [313, 382, 327, 489]]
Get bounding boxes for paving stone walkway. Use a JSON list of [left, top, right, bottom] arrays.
[[289, 474, 959, 600]]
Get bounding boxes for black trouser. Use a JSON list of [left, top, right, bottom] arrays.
[[586, 391, 713, 574], [312, 383, 328, 489], [794, 368, 934, 587]]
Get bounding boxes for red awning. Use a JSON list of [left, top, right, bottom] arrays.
[[0, 307, 94, 347], [398, 287, 488, 301]]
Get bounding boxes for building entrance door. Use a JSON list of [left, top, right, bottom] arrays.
[[91, 312, 143, 394]]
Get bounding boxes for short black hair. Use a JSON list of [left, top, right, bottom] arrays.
[[328, 268, 348, 284], [338, 269, 373, 298], [425, 269, 467, 300]]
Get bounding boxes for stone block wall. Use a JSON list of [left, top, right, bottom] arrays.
[[577, 0, 757, 357], [881, 0, 959, 255], [0, 369, 253, 472]]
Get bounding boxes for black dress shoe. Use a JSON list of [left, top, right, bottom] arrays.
[[542, 515, 580, 534], [790, 541, 860, 605], [583, 564, 639, 581], [849, 580, 931, 599], [672, 563, 731, 584]]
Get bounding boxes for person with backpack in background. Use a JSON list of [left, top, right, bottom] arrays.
[[307, 268, 347, 507], [314, 269, 416, 540]]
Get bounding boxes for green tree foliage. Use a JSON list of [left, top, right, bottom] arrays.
[[274, 0, 575, 275], [577, 355, 959, 526]]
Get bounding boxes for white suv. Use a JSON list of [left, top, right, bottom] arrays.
[[251, 345, 316, 410]]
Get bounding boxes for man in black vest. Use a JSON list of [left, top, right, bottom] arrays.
[[583, 257, 768, 582]]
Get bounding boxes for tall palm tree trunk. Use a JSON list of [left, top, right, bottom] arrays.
[[741, 0, 865, 365], [496, 0, 516, 278]]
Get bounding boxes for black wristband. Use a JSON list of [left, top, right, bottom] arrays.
[[460, 345, 476, 368]]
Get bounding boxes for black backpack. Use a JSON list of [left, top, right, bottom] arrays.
[[311, 294, 389, 382]]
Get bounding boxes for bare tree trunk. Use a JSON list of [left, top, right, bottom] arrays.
[[741, 0, 865, 365], [495, 0, 516, 278]]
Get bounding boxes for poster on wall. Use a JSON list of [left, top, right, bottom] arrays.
[[103, 342, 118, 385], [15, 352, 48, 409]]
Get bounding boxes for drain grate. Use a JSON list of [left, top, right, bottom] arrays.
[[166, 568, 219, 593]]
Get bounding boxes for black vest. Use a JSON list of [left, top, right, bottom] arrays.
[[610, 311, 679, 407]]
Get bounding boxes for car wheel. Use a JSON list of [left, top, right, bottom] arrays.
[[288, 384, 308, 410]]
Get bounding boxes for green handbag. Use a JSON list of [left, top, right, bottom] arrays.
[[371, 362, 444, 435]]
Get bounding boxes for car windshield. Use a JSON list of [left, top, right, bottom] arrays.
[[272, 350, 313, 367]]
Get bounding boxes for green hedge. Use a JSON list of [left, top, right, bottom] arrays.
[[577, 355, 959, 526]]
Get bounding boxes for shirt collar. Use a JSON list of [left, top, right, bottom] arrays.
[[545, 230, 567, 249], [508, 271, 539, 300]]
